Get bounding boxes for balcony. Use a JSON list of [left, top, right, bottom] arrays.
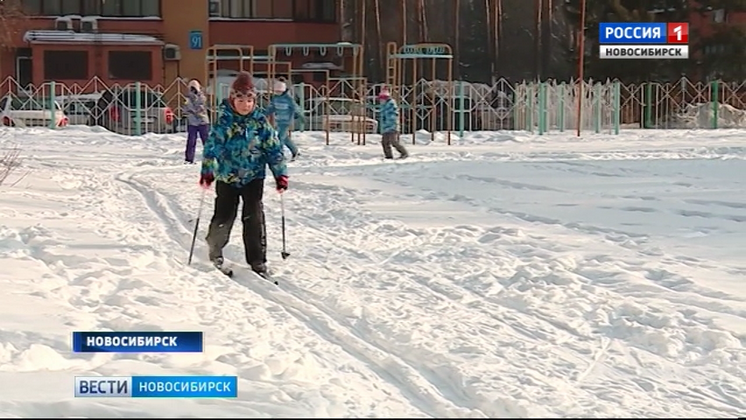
[[12, 15, 166, 46]]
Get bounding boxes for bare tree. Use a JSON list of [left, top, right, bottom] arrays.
[[417, 0, 427, 43], [535, 0, 541, 78], [340, 0, 354, 42], [0, 146, 22, 186], [485, 0, 492, 72], [0, 0, 27, 77], [373, 0, 383, 74], [488, 0, 504, 81], [453, 0, 459, 78]]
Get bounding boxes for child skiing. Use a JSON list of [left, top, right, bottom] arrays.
[[183, 79, 210, 164], [378, 87, 408, 159], [265, 80, 304, 161], [198, 72, 288, 278]]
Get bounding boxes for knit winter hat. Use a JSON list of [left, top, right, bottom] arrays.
[[188, 79, 201, 91], [231, 71, 255, 97]]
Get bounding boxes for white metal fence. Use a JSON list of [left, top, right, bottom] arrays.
[[1, 76, 745, 140]]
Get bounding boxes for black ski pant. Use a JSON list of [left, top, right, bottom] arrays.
[[205, 179, 267, 269]]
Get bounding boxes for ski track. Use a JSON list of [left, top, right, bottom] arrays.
[[2, 128, 745, 417], [126, 157, 744, 417], [109, 168, 435, 417], [116, 167, 490, 418], [1, 158, 429, 415]]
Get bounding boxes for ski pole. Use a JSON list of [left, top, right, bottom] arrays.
[[280, 193, 289, 260], [188, 188, 207, 265]]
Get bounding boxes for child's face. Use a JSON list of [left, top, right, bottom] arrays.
[[232, 93, 255, 115]]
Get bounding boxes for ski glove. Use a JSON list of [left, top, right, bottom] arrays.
[[199, 172, 214, 188], [275, 175, 288, 192]]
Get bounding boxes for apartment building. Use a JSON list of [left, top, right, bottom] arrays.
[[1, 0, 339, 87]]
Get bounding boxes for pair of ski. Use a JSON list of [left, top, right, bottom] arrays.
[[189, 190, 286, 287], [213, 260, 278, 285]]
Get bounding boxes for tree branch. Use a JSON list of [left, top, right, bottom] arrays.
[[0, 145, 22, 186], [0, 0, 28, 51]]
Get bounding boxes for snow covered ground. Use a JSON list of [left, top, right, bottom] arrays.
[[0, 126, 744, 417]]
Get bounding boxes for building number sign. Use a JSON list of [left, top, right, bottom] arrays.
[[189, 30, 203, 50]]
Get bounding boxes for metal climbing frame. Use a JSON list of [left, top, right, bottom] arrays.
[[267, 43, 365, 145], [204, 44, 254, 121], [287, 68, 331, 133], [327, 75, 369, 145], [251, 58, 292, 107], [386, 42, 454, 145]]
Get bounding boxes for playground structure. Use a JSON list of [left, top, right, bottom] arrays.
[[249, 58, 292, 106], [285, 68, 330, 132], [204, 44, 257, 122], [205, 45, 299, 108], [386, 42, 454, 145], [267, 43, 366, 145], [250, 59, 330, 134]]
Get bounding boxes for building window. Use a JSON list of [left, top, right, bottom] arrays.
[[44, 50, 88, 80], [316, 0, 335, 21], [254, 0, 292, 19], [23, 0, 160, 16], [218, 0, 324, 19], [712, 9, 726, 23], [293, 0, 336, 22], [122, 0, 141, 16], [22, 0, 42, 14], [102, 0, 161, 16], [82, 0, 99, 14], [41, 0, 61, 14], [101, 0, 119, 15], [139, 0, 160, 16], [209, 0, 220, 17], [276, 0, 294, 18], [220, 0, 254, 18], [60, 0, 78, 14], [293, 0, 309, 20], [108, 51, 152, 80]]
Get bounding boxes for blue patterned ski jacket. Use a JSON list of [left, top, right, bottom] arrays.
[[201, 100, 287, 187], [265, 91, 304, 126], [379, 98, 400, 134]]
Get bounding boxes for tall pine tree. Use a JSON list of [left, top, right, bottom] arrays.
[[692, 1, 746, 80], [560, 0, 746, 82]]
